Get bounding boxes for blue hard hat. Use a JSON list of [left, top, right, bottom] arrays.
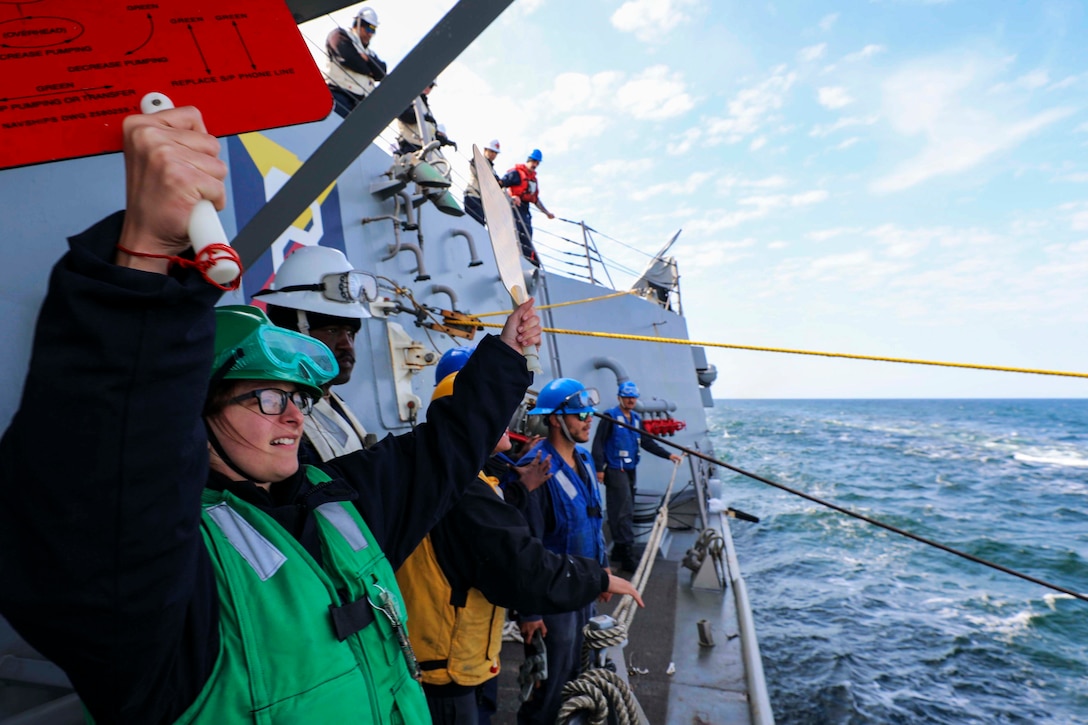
[[528, 149, 543, 162], [618, 381, 640, 398], [529, 378, 600, 415], [436, 346, 474, 384]]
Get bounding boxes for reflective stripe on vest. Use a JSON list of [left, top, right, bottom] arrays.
[[304, 394, 367, 462], [204, 503, 286, 581], [315, 502, 369, 552]]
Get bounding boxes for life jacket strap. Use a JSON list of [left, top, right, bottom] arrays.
[[329, 597, 375, 641], [419, 659, 449, 672]]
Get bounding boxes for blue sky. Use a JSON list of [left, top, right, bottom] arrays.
[[302, 1, 1088, 398]]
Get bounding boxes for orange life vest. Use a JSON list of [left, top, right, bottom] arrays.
[[507, 164, 539, 204]]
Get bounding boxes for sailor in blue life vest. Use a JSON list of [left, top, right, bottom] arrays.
[[506, 378, 609, 725], [501, 149, 555, 267], [592, 381, 683, 572], [0, 105, 541, 724], [326, 6, 387, 117]]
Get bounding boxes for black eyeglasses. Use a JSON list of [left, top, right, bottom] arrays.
[[231, 388, 315, 416], [566, 411, 593, 422], [310, 324, 358, 340]]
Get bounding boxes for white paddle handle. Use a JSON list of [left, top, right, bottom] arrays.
[[139, 92, 241, 287], [511, 285, 543, 374]]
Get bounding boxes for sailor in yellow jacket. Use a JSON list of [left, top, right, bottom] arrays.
[[396, 372, 643, 724]]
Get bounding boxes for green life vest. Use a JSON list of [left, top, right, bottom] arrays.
[[174, 466, 430, 724]]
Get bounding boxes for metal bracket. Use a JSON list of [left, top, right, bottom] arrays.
[[386, 322, 426, 422], [422, 309, 481, 340]]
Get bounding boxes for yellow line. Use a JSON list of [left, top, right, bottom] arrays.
[[476, 322, 1088, 380], [475, 289, 638, 317]]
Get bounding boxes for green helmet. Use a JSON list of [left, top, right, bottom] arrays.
[[211, 305, 339, 400]]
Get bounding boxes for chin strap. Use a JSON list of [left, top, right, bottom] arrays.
[[295, 309, 311, 335], [557, 414, 577, 444], [204, 418, 264, 483]]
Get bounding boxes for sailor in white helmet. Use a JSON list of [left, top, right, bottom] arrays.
[[253, 246, 378, 463], [325, 6, 387, 117], [463, 138, 503, 225]]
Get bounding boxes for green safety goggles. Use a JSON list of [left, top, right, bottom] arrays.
[[212, 306, 339, 400]]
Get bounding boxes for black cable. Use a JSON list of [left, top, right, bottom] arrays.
[[606, 416, 1088, 603]]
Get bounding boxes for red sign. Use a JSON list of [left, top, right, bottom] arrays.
[[0, 0, 332, 169]]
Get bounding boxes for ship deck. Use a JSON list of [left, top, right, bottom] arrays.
[[495, 509, 764, 725]]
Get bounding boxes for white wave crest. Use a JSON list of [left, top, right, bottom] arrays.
[[1013, 452, 1088, 468]]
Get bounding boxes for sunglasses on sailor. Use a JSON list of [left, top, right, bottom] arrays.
[[230, 388, 316, 416], [566, 411, 593, 422]]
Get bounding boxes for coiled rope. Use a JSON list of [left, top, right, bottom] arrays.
[[557, 669, 641, 725], [681, 527, 726, 587]]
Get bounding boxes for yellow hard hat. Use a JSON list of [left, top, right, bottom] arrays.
[[431, 372, 457, 402]]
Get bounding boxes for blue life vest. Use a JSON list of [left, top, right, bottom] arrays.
[[602, 406, 642, 471], [519, 440, 604, 564]]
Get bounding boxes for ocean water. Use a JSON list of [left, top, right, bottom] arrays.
[[710, 399, 1088, 724]]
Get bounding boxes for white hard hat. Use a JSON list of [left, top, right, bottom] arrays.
[[486, 139, 501, 153], [254, 246, 376, 319], [355, 6, 378, 27]]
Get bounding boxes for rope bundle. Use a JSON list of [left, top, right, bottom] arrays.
[[556, 668, 641, 725]]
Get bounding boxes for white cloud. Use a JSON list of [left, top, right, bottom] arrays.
[[1060, 201, 1088, 231], [715, 174, 790, 194], [543, 71, 623, 113], [630, 171, 715, 202], [835, 136, 860, 150], [1047, 74, 1083, 91], [821, 43, 885, 74], [703, 66, 796, 144], [666, 127, 702, 155], [810, 114, 879, 137], [686, 189, 828, 233], [537, 114, 610, 154], [818, 13, 838, 31], [807, 227, 861, 242], [616, 65, 695, 120], [991, 69, 1050, 93], [873, 54, 1074, 192], [843, 44, 886, 63], [611, 0, 697, 42], [588, 158, 655, 178], [818, 86, 853, 109], [799, 43, 827, 62], [750, 136, 767, 151]]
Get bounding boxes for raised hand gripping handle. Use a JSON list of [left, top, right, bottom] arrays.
[[511, 285, 543, 374], [139, 92, 242, 288]]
